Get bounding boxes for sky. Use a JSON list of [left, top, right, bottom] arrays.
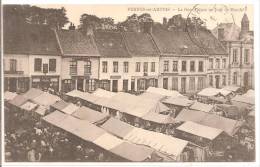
[[36, 4, 254, 30]]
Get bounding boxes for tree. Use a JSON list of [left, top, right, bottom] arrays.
[[79, 14, 101, 31], [3, 5, 69, 29]]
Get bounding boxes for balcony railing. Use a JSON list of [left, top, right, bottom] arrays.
[[4, 70, 24, 75]]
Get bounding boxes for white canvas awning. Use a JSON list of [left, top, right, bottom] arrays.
[[4, 91, 17, 101], [177, 121, 223, 140], [61, 103, 80, 115], [20, 101, 38, 111], [92, 88, 116, 98], [146, 87, 183, 98], [190, 102, 214, 113]]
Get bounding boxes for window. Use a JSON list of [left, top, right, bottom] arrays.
[[173, 61, 178, 72], [215, 59, 220, 69], [190, 61, 195, 72], [172, 77, 178, 90], [189, 77, 195, 91], [198, 61, 203, 72], [10, 59, 17, 72], [182, 61, 186, 72], [209, 58, 213, 69], [233, 72, 238, 85], [151, 62, 155, 72], [49, 59, 56, 72], [102, 61, 108, 73], [113, 61, 118, 73], [136, 62, 141, 72], [34, 58, 42, 72], [70, 60, 77, 75], [84, 60, 91, 74], [164, 61, 169, 72], [233, 49, 238, 63], [123, 62, 129, 73], [222, 75, 226, 86], [198, 77, 205, 90], [143, 62, 148, 73], [244, 49, 250, 63], [209, 75, 213, 86], [222, 59, 226, 69]]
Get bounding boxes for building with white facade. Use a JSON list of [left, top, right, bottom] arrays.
[[212, 13, 254, 89]]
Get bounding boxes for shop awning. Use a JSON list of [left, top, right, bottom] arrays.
[[244, 89, 255, 97], [93, 132, 124, 150], [162, 97, 194, 107], [110, 142, 154, 162], [175, 109, 208, 122], [138, 92, 166, 102], [43, 110, 68, 126], [4, 91, 17, 101], [101, 117, 135, 138], [22, 88, 44, 99], [146, 87, 183, 98], [66, 90, 99, 103], [92, 88, 116, 98], [177, 121, 223, 140], [32, 92, 61, 107], [20, 101, 38, 111], [142, 111, 174, 124], [8, 95, 29, 107], [176, 109, 243, 136], [61, 103, 80, 115], [34, 105, 48, 116], [189, 102, 214, 113], [124, 127, 188, 158], [219, 89, 232, 96], [222, 86, 240, 92], [197, 88, 220, 97], [232, 95, 255, 105], [51, 100, 69, 111], [200, 114, 244, 136], [72, 106, 108, 123]]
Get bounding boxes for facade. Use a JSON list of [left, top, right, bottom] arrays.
[[4, 24, 61, 92], [56, 29, 100, 93], [151, 16, 227, 94], [212, 14, 254, 89]]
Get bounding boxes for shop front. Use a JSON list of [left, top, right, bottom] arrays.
[[62, 76, 98, 93], [133, 76, 158, 92], [31, 75, 60, 92], [4, 76, 30, 93]]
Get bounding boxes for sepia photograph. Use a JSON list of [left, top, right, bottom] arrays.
[[1, 2, 258, 165]]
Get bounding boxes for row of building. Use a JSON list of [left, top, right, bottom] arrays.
[[3, 14, 254, 94]]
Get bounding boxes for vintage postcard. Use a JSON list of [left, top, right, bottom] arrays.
[[1, 1, 259, 166]]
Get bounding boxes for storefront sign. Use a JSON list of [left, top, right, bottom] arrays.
[[110, 75, 121, 79]]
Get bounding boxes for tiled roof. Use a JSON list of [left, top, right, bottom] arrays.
[[211, 23, 241, 41], [94, 31, 131, 58], [122, 32, 159, 56], [151, 24, 203, 55], [4, 23, 60, 55], [56, 30, 100, 56], [193, 28, 227, 55]]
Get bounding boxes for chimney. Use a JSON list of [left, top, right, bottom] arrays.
[[143, 21, 153, 33], [163, 17, 167, 26], [218, 28, 224, 40], [69, 22, 75, 30]]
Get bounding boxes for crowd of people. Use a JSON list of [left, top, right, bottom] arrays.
[[5, 108, 123, 162], [4, 87, 255, 162]]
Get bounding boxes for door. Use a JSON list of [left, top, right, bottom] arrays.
[[244, 72, 249, 88], [181, 77, 186, 93], [163, 78, 168, 89], [77, 78, 84, 91], [112, 80, 118, 92], [131, 79, 135, 91], [215, 76, 220, 88], [123, 80, 128, 92], [9, 78, 17, 92]]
